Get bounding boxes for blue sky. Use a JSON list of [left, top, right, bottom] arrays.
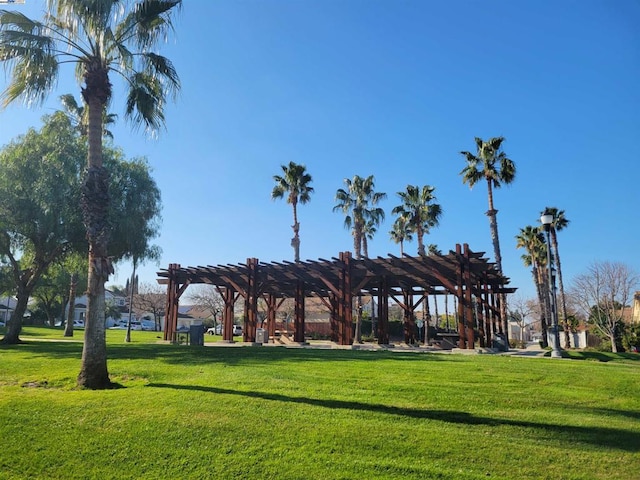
[[0, 0, 638, 302]]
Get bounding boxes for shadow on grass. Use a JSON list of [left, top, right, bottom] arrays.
[[148, 382, 640, 453], [565, 351, 640, 363], [1, 340, 452, 366]]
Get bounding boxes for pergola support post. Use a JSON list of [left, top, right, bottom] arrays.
[[464, 244, 475, 348], [377, 277, 390, 345], [456, 245, 466, 349], [293, 280, 306, 343]]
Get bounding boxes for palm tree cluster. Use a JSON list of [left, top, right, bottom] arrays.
[[272, 166, 446, 263], [391, 185, 442, 257], [333, 175, 388, 260], [515, 208, 570, 348]]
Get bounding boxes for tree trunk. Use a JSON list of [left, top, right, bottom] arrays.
[[551, 229, 570, 348], [485, 179, 508, 343], [125, 262, 136, 343], [533, 266, 548, 348], [433, 295, 439, 330], [77, 249, 111, 388], [444, 293, 450, 331], [354, 300, 362, 344], [77, 92, 112, 389], [291, 201, 300, 262], [1, 289, 30, 344], [417, 227, 425, 256], [64, 273, 78, 337]]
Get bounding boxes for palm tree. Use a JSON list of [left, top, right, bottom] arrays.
[[460, 136, 515, 338], [362, 217, 384, 259], [0, 1, 181, 389], [389, 216, 413, 256], [60, 94, 117, 139], [541, 207, 571, 347], [271, 162, 314, 262], [333, 174, 386, 343], [426, 244, 441, 256], [515, 226, 549, 347], [333, 175, 386, 260], [391, 185, 442, 256]]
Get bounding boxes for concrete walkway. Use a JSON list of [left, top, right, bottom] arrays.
[[204, 338, 551, 357]]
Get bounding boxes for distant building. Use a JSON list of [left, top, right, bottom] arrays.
[[0, 297, 16, 324], [66, 289, 130, 327]]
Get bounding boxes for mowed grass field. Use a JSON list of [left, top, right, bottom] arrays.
[[0, 327, 639, 480]]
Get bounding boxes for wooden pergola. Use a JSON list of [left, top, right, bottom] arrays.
[[157, 243, 516, 349]]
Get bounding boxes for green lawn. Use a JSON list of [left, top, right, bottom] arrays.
[[1, 327, 639, 479]]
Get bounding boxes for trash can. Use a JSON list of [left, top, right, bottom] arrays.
[[189, 325, 204, 346], [255, 328, 267, 344], [492, 333, 508, 352]]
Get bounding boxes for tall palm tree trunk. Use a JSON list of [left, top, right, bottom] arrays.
[[291, 201, 300, 262], [125, 260, 137, 343], [444, 292, 450, 331], [485, 180, 508, 340], [433, 295, 439, 330], [353, 225, 364, 343], [64, 273, 78, 337], [417, 227, 425, 256], [534, 265, 548, 348], [551, 231, 570, 348], [77, 93, 112, 389]]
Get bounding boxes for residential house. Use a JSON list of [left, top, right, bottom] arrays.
[[66, 289, 130, 327]]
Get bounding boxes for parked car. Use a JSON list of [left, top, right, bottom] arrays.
[[206, 324, 242, 336], [73, 320, 85, 328], [206, 324, 222, 335], [141, 320, 155, 331]]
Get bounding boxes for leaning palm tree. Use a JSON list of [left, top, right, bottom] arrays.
[[389, 216, 413, 256], [541, 207, 570, 347], [271, 162, 314, 262], [391, 185, 442, 256], [0, 1, 181, 389], [333, 174, 386, 343], [515, 226, 548, 347], [333, 175, 386, 260], [460, 137, 515, 338]]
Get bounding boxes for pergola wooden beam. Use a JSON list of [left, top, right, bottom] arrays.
[[157, 244, 516, 348]]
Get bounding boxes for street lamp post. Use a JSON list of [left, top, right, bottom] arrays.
[[540, 213, 562, 358]]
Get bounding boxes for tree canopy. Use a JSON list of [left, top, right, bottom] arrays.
[[0, 113, 162, 344]]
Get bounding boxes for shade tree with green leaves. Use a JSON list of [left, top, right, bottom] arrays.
[[271, 162, 314, 263], [0, 113, 85, 344], [0, 0, 182, 388], [0, 113, 162, 349]]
